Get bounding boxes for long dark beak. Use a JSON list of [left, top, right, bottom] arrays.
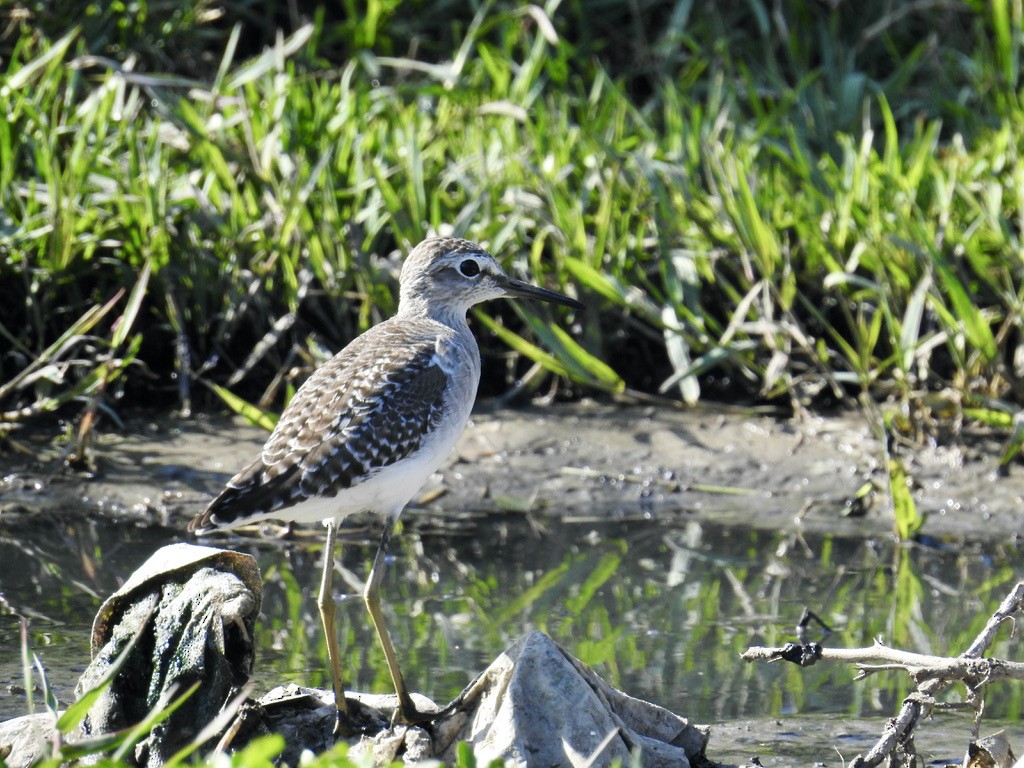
[[501, 276, 585, 310]]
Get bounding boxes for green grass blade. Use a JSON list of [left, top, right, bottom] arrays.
[[997, 414, 1024, 472], [663, 333, 700, 403], [226, 25, 314, 90], [0, 290, 123, 402], [923, 235, 999, 361], [32, 654, 60, 718], [899, 272, 930, 372], [110, 681, 202, 762], [20, 619, 33, 715], [455, 740, 477, 768], [564, 545, 625, 616], [999, 432, 1024, 470], [4, 27, 77, 91], [889, 454, 924, 540], [517, 309, 625, 392], [962, 407, 1014, 428], [563, 256, 663, 327], [548, 323, 625, 392], [221, 734, 287, 767], [210, 384, 279, 432], [991, 0, 1015, 85], [165, 686, 255, 766], [57, 611, 152, 734], [474, 311, 573, 380], [111, 260, 151, 348]]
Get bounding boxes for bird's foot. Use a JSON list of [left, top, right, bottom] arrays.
[[332, 705, 355, 739], [331, 698, 380, 739], [333, 708, 354, 741], [389, 697, 437, 729]]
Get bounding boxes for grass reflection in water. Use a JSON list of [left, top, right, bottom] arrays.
[[246, 513, 1024, 724], [1, 512, 1020, 727]]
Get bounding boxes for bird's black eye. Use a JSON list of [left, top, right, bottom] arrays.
[[459, 259, 481, 277]]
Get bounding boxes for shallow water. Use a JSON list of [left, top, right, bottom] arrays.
[[2, 507, 1023, 761]]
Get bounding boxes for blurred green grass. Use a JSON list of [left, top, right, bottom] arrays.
[[1, 0, 1022, 448]]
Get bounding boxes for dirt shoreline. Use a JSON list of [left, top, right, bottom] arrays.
[[2, 403, 1021, 541]]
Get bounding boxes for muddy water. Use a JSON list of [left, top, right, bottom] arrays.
[[2, 404, 1024, 763]]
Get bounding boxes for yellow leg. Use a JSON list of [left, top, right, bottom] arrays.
[[318, 519, 351, 735], [364, 513, 428, 724]]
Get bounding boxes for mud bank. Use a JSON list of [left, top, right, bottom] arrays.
[[0, 403, 1015, 540], [2, 403, 1020, 540], [4, 405, 1019, 536]]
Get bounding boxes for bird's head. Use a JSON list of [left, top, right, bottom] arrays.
[[398, 236, 584, 322]]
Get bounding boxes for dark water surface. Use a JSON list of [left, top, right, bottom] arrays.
[[2, 509, 1023, 759]]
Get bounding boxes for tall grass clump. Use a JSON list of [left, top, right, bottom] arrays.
[[1, 0, 1022, 465]]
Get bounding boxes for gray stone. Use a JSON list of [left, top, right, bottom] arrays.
[[0, 713, 57, 768], [431, 630, 709, 768]]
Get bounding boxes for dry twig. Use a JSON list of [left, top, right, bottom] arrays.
[[740, 581, 1024, 767]]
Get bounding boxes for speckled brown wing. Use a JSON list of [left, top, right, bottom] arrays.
[[189, 321, 449, 532]]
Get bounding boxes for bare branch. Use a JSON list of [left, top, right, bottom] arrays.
[[740, 581, 1024, 768], [741, 643, 1024, 685]]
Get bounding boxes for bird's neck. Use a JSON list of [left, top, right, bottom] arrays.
[[396, 297, 471, 332]]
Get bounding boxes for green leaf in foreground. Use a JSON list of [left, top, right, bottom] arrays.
[[111, 681, 202, 763], [455, 741, 477, 768], [57, 611, 152, 734], [33, 654, 60, 720], [216, 733, 286, 768]]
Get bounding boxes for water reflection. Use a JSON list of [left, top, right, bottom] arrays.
[[1, 511, 1022, 726]]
